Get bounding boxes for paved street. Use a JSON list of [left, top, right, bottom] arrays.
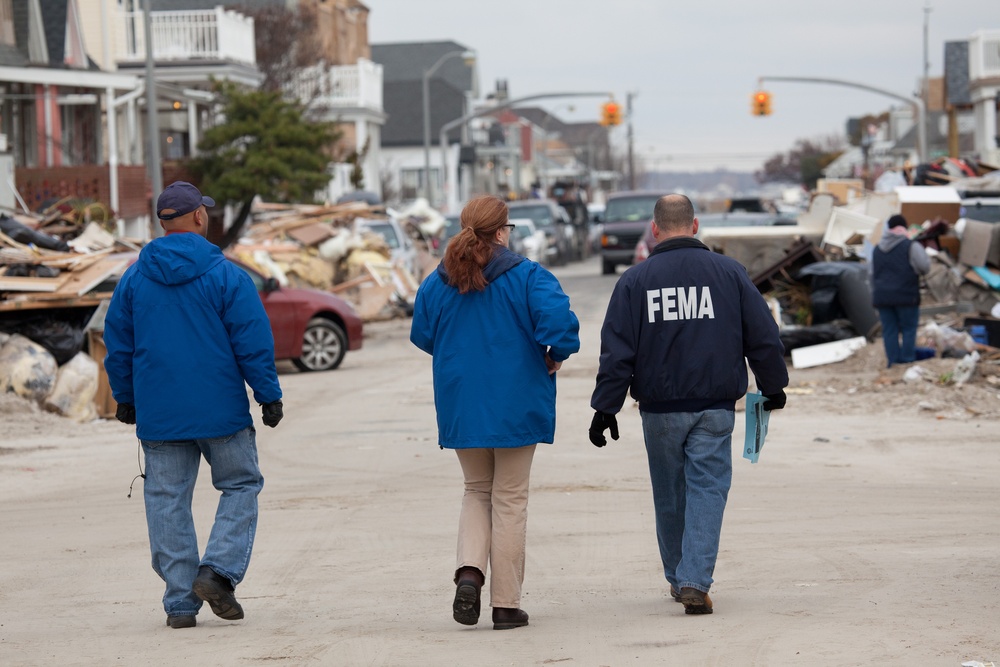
[[1, 256, 998, 666]]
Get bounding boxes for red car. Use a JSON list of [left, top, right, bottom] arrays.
[[231, 259, 363, 372]]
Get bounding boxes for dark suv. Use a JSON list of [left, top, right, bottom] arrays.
[[506, 199, 574, 266], [598, 191, 665, 274]]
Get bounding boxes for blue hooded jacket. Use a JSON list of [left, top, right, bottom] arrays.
[[410, 247, 580, 449], [104, 232, 281, 440]]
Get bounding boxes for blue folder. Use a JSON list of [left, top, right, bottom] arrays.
[[743, 392, 770, 464]]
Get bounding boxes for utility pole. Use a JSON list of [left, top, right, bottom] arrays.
[[923, 3, 932, 161], [626, 91, 636, 190], [143, 0, 163, 237]]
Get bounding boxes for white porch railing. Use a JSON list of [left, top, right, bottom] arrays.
[[969, 29, 1000, 81], [288, 58, 383, 113], [118, 7, 256, 65]]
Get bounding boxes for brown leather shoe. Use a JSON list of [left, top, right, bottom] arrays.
[[669, 586, 682, 603], [492, 607, 529, 630], [679, 587, 713, 615]]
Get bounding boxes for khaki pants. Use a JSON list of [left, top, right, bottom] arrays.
[[455, 445, 536, 608]]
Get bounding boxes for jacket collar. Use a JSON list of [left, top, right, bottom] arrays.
[[650, 236, 710, 257]]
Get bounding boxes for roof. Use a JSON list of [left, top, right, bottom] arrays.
[[380, 79, 464, 146], [371, 41, 475, 94]]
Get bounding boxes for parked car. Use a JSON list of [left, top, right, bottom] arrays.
[[599, 191, 666, 274], [508, 218, 548, 264], [587, 203, 606, 253], [230, 258, 363, 372], [439, 214, 462, 254], [354, 217, 418, 277], [632, 211, 797, 264], [506, 199, 573, 266]]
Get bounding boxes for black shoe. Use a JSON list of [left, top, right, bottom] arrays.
[[192, 566, 244, 620], [166, 614, 196, 629], [452, 567, 483, 626], [492, 607, 529, 630], [679, 587, 713, 615]]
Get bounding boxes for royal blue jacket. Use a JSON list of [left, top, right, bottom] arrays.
[[104, 232, 281, 440], [592, 237, 787, 414], [410, 247, 580, 449]]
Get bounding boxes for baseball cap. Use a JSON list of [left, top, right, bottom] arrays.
[[156, 181, 215, 220]]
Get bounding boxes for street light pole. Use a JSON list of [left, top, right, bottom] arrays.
[[758, 75, 928, 163], [422, 50, 474, 205], [439, 91, 613, 214]]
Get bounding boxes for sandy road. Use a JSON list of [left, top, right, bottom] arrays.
[[1, 256, 997, 666]]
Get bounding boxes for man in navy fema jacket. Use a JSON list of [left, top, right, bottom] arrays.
[[589, 194, 788, 616]]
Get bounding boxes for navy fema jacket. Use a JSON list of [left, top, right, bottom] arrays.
[[591, 237, 787, 415]]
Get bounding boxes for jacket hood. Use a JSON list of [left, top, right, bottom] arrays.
[[877, 229, 908, 253], [136, 232, 225, 286], [436, 245, 525, 286]]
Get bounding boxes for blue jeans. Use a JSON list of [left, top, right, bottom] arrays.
[[640, 410, 734, 594], [141, 426, 264, 616], [878, 305, 920, 367]]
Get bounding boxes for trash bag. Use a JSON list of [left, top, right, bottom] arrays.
[[0, 215, 71, 252], [0, 334, 58, 402], [12, 317, 86, 365]]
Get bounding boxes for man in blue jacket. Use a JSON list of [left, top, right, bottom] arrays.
[[589, 194, 787, 615], [104, 181, 283, 629]]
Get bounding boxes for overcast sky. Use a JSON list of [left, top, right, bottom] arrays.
[[365, 0, 994, 173]]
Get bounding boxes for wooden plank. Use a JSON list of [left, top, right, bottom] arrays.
[[0, 292, 113, 312], [287, 222, 335, 246], [0, 275, 63, 291], [50, 258, 128, 296]]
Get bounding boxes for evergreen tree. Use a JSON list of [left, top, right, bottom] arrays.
[[191, 82, 339, 205]]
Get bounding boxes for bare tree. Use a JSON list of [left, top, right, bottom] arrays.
[[235, 3, 324, 93]]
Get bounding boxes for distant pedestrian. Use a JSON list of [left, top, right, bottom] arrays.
[[104, 181, 284, 629], [870, 214, 930, 367], [410, 195, 580, 630], [589, 194, 787, 615]]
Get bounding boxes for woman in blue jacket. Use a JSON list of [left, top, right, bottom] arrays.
[[410, 195, 580, 630]]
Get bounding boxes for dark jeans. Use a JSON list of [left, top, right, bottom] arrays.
[[878, 305, 919, 367]]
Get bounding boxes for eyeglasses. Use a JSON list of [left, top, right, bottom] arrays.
[[502, 224, 515, 231]]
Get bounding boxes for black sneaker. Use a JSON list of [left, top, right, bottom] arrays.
[[166, 614, 196, 629], [192, 566, 244, 620]]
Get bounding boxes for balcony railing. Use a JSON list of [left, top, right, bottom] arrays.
[[288, 58, 384, 114], [969, 29, 1000, 81], [118, 7, 256, 65]]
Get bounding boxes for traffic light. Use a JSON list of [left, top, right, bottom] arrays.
[[751, 90, 772, 116], [600, 101, 622, 126]]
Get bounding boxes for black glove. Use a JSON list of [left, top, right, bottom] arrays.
[[762, 389, 786, 411], [588, 411, 619, 447], [261, 400, 283, 428], [116, 403, 136, 425]]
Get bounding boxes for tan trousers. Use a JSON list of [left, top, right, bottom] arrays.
[[455, 445, 536, 609]]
